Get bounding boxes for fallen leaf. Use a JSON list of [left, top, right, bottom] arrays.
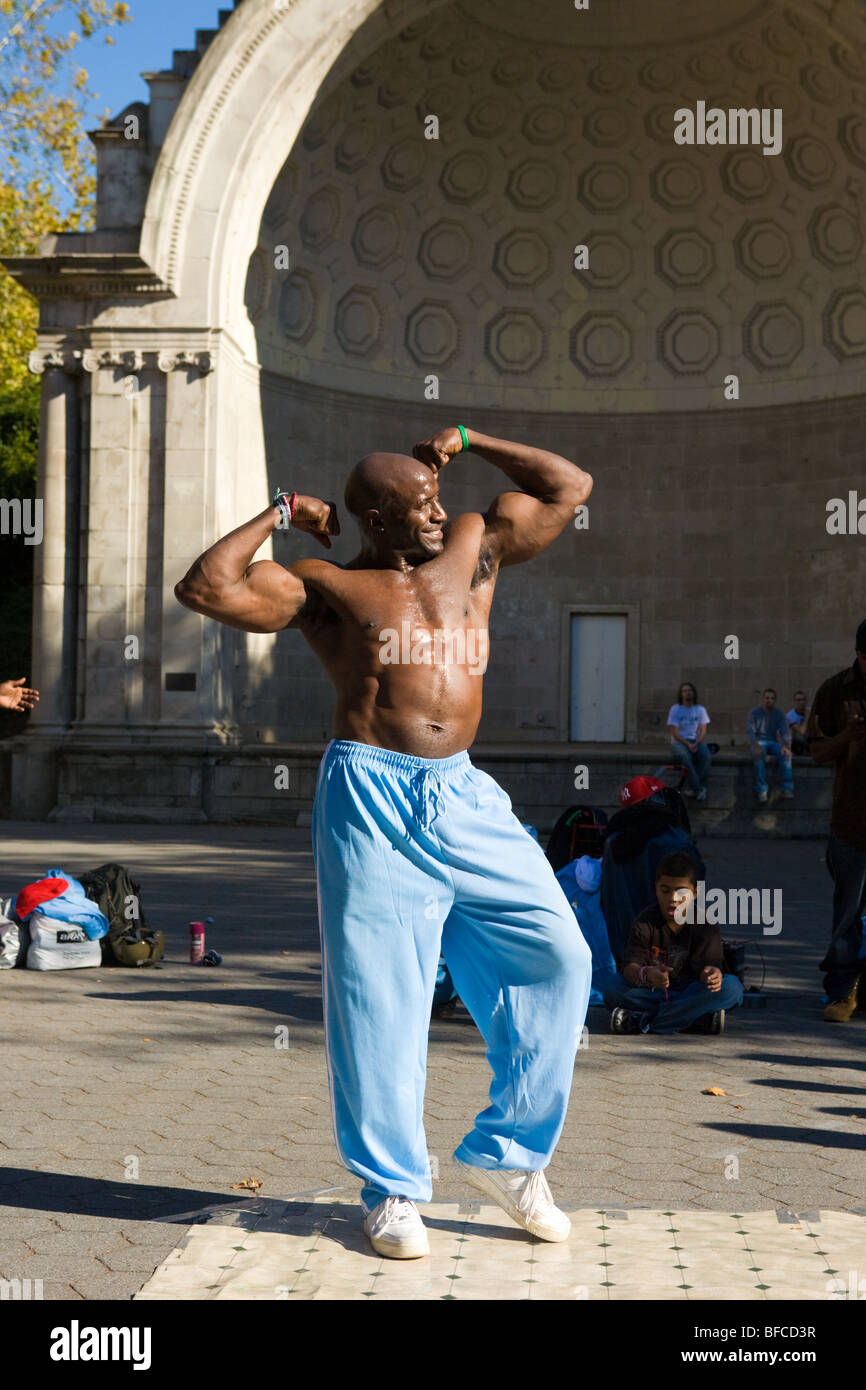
[[143, 1038, 151, 1042], [231, 1177, 262, 1193], [735, 1104, 744, 1110], [701, 1086, 726, 1096]]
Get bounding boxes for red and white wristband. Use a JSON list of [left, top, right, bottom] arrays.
[[273, 487, 298, 531]]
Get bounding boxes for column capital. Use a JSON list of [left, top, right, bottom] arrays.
[[28, 349, 81, 375], [156, 349, 213, 375], [29, 346, 214, 376]]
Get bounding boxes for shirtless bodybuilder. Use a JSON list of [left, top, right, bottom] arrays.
[[175, 426, 593, 1257]]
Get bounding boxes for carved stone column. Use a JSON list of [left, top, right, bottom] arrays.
[[9, 351, 81, 815], [157, 349, 217, 736]]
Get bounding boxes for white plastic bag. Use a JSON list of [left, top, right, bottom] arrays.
[[0, 897, 25, 969], [26, 911, 101, 971]]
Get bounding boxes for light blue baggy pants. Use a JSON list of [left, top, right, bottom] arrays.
[[312, 739, 592, 1210]]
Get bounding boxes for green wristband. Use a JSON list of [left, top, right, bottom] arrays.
[[457, 424, 469, 452]]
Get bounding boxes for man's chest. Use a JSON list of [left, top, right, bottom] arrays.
[[343, 564, 495, 637]]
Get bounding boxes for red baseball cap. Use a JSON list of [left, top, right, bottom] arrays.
[[619, 775, 666, 808]]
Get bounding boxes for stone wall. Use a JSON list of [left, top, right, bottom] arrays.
[[254, 373, 866, 749], [35, 738, 833, 839]]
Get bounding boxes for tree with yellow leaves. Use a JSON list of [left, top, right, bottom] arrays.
[[0, 0, 131, 396]]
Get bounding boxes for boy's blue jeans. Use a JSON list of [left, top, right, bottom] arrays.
[[603, 972, 744, 1032], [753, 739, 794, 795]]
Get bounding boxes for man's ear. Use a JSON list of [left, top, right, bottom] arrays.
[[363, 507, 384, 534]]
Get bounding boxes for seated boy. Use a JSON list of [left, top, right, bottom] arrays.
[[603, 851, 743, 1035]]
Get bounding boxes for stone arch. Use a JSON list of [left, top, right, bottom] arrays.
[[140, 0, 452, 349], [6, 0, 866, 824]]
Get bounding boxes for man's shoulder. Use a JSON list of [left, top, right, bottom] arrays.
[[444, 512, 486, 542], [813, 668, 852, 706], [443, 512, 498, 584], [288, 557, 350, 591]]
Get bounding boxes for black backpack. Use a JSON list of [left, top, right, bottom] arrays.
[[546, 805, 609, 872], [79, 862, 164, 967]]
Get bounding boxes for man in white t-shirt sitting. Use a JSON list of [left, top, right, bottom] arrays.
[[667, 681, 712, 802]]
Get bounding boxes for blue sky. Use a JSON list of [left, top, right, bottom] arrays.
[[81, 0, 227, 122]]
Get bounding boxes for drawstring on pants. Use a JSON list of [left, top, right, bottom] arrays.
[[416, 767, 445, 832]]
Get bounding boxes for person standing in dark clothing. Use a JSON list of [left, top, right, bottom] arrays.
[[808, 619, 866, 1023]]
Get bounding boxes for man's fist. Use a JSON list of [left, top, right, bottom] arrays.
[[412, 426, 467, 472], [289, 496, 340, 549], [0, 678, 39, 712]]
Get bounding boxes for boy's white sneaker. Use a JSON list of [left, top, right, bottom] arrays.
[[453, 1157, 571, 1242], [362, 1195, 429, 1259]]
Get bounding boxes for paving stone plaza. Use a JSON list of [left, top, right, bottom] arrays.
[[1, 824, 863, 1302]]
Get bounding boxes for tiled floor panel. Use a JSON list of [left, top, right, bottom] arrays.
[[133, 1198, 866, 1300]]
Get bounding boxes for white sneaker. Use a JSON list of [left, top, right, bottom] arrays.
[[757, 790, 768, 804], [682, 786, 696, 798], [453, 1157, 570, 1242], [696, 787, 707, 802], [362, 1196, 429, 1259]]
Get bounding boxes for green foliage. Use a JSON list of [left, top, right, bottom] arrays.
[[0, 0, 132, 391], [0, 376, 39, 497]]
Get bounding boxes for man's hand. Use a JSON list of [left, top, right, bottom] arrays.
[[701, 965, 723, 993], [0, 678, 39, 712], [290, 495, 340, 549], [412, 427, 465, 473], [779, 743, 792, 760], [646, 967, 670, 990], [750, 741, 762, 757]]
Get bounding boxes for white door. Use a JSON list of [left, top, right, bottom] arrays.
[[569, 614, 627, 741]]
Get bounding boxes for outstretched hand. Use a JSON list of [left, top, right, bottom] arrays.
[[412, 426, 466, 473], [0, 677, 39, 711], [291, 495, 340, 549]]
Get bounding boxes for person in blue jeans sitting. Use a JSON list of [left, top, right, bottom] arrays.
[[748, 687, 794, 803], [604, 852, 743, 1035], [667, 681, 712, 802]]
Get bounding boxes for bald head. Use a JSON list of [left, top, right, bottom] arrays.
[[343, 451, 447, 561], [344, 453, 434, 519]]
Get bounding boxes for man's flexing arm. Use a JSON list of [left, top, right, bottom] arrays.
[[413, 427, 592, 569], [174, 496, 339, 633]]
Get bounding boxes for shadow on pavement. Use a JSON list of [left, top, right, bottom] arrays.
[[750, 1077, 866, 1094], [81, 989, 324, 1022], [740, 1051, 866, 1068], [0, 1169, 247, 1220], [701, 1122, 865, 1149]]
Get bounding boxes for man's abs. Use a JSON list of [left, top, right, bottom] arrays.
[[332, 645, 487, 758]]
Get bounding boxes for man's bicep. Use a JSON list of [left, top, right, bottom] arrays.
[[219, 559, 307, 633], [483, 490, 572, 567]]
